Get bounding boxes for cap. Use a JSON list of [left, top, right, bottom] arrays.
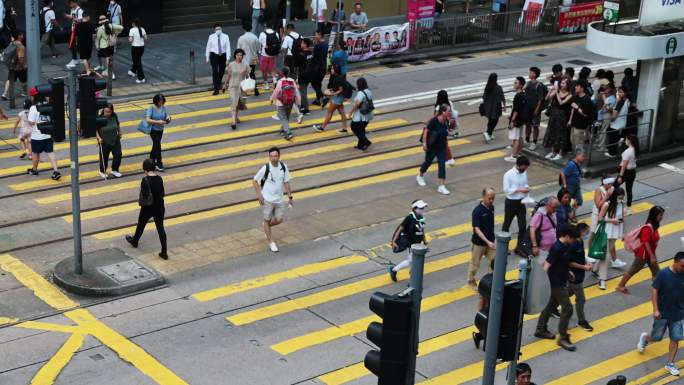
[[99, 15, 107, 23], [603, 177, 616, 185], [411, 199, 428, 209], [29, 87, 38, 97]]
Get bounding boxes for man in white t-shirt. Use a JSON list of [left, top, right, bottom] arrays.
[[40, 1, 59, 58], [258, 25, 280, 90], [311, 0, 327, 31], [64, 0, 84, 68], [27, 88, 61, 180], [252, 147, 293, 252], [281, 23, 300, 76], [250, 0, 265, 34]]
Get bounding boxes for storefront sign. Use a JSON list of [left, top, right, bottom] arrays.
[[603, 1, 620, 22], [521, 0, 545, 26], [407, 0, 436, 23], [639, 0, 684, 27], [343, 23, 411, 62], [558, 1, 604, 33], [587, 20, 684, 59]]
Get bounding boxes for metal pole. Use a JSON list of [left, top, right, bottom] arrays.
[[67, 69, 83, 274], [286, 0, 291, 24], [8, 69, 15, 109], [336, 0, 342, 34], [407, 243, 427, 385], [482, 231, 512, 385], [106, 57, 113, 96], [189, 49, 196, 85], [506, 258, 531, 385], [25, 0, 41, 89]]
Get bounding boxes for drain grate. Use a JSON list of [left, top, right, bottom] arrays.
[[410, 61, 427, 66], [98, 260, 155, 284], [536, 53, 548, 57], [457, 55, 474, 59], [432, 58, 451, 62], [567, 59, 592, 66], [384, 63, 404, 68]]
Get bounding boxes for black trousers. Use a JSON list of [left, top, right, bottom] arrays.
[[502, 198, 527, 246], [623, 168, 637, 207], [210, 52, 227, 92], [133, 206, 167, 253], [420, 146, 446, 179], [487, 117, 499, 136], [71, 44, 78, 60], [99, 141, 122, 173], [149, 130, 163, 165], [351, 121, 371, 149], [130, 46, 145, 80], [606, 127, 621, 156], [311, 70, 326, 101]]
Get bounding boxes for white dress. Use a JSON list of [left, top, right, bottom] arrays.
[[603, 202, 624, 240], [590, 186, 608, 233]]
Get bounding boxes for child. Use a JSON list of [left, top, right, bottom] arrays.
[[13, 99, 32, 160]]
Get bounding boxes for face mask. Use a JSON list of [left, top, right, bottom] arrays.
[[414, 209, 425, 216], [215, 29, 222, 35], [582, 234, 589, 241]]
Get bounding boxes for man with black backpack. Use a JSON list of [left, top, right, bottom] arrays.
[[40, 1, 59, 58], [253, 147, 293, 253], [388, 200, 428, 282], [281, 24, 301, 78], [258, 22, 281, 91], [270, 68, 301, 140]]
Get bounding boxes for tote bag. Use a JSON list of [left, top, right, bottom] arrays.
[[137, 107, 152, 135]]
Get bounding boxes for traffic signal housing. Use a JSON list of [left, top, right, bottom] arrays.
[[78, 77, 108, 138], [364, 291, 415, 385], [473, 276, 523, 361], [33, 79, 65, 142]]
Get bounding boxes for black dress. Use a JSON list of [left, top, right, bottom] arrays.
[[543, 92, 571, 151], [76, 21, 95, 60]]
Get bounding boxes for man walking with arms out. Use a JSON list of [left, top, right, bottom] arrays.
[[468, 187, 496, 291], [502, 155, 530, 254], [638, 252, 684, 376], [253, 147, 293, 253]]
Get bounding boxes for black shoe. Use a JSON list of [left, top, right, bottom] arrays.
[[254, 89, 260, 96], [212, 90, 220, 96], [534, 330, 556, 340], [27, 168, 39, 176], [551, 308, 561, 319], [472, 331, 484, 349], [578, 320, 594, 332], [285, 132, 294, 140], [155, 164, 165, 172], [51, 171, 61, 180], [231, 124, 237, 130], [387, 264, 397, 282], [361, 142, 371, 151], [125, 235, 138, 248], [159, 252, 169, 260], [313, 124, 325, 133], [301, 109, 311, 115], [557, 337, 577, 351], [311, 100, 321, 106]]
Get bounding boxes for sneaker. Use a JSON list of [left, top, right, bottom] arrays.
[[1, 94, 7, 101], [551, 154, 563, 161], [637, 332, 648, 353], [125, 235, 138, 248], [599, 280, 606, 290], [19, 153, 26, 159], [387, 264, 398, 282], [578, 320, 594, 332], [504, 156, 517, 163], [604, 152, 615, 158], [27, 168, 38, 176], [263, 83, 271, 91], [446, 158, 455, 166], [297, 114, 304, 124], [557, 337, 576, 352], [338, 128, 348, 133], [110, 171, 122, 178], [611, 259, 627, 268], [450, 131, 460, 138], [483, 132, 491, 143], [545, 152, 555, 159], [490, 134, 495, 140], [437, 185, 450, 195], [98, 171, 108, 179], [127, 70, 136, 77], [272, 114, 280, 121], [416, 175, 427, 187], [625, 207, 633, 216], [136, 78, 146, 84], [284, 132, 294, 140], [529, 142, 537, 151], [300, 109, 311, 115], [51, 171, 61, 180], [110, 73, 116, 80], [313, 124, 325, 132], [269, 242, 279, 252], [93, 65, 103, 71], [585, 256, 597, 264], [534, 330, 555, 340], [550, 308, 561, 319], [66, 59, 77, 68], [665, 363, 680, 376], [155, 165, 165, 172], [506, 145, 512, 149]]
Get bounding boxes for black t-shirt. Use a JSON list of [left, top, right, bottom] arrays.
[[546, 241, 571, 288], [568, 240, 586, 284], [471, 203, 495, 246], [426, 117, 448, 149], [327, 74, 344, 92], [141, 175, 165, 208], [76, 21, 96, 48], [524, 80, 542, 113], [570, 94, 594, 130], [511, 91, 527, 127], [401, 213, 425, 245]]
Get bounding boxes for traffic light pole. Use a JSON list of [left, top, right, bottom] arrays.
[[407, 243, 427, 385], [25, 0, 42, 89], [66, 69, 83, 274], [482, 231, 512, 385], [506, 257, 531, 385]]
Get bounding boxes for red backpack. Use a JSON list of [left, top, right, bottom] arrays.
[[278, 79, 297, 107]]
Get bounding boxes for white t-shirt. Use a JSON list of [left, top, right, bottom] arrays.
[[28, 106, 52, 141], [254, 162, 291, 203], [258, 29, 279, 56], [622, 147, 637, 170], [70, 6, 83, 26], [252, 0, 262, 9], [129, 27, 147, 47], [611, 99, 629, 130], [352, 89, 373, 122], [282, 32, 300, 56], [43, 8, 56, 33], [311, 0, 327, 21]]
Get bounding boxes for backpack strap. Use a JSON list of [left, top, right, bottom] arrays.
[[260, 163, 271, 188], [279, 161, 286, 173]]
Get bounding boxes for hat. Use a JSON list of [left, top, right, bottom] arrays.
[[411, 200, 428, 209], [603, 177, 616, 185], [98, 15, 107, 24], [29, 87, 38, 97]]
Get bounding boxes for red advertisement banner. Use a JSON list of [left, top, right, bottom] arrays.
[[558, 1, 604, 33]]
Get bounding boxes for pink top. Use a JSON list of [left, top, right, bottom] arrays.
[[530, 210, 558, 251], [270, 77, 302, 107]]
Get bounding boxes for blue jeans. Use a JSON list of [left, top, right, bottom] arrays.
[[651, 318, 684, 342], [251, 9, 262, 34], [420, 146, 446, 179]]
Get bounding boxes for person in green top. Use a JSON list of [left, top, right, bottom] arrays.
[[96, 103, 122, 179], [95, 15, 123, 78]]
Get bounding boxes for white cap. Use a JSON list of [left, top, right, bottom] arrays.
[[412, 199, 428, 209], [603, 177, 616, 185]]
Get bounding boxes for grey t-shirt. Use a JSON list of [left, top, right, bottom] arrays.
[[350, 12, 368, 29], [352, 89, 373, 122]]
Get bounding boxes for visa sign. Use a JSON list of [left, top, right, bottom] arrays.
[[640, 0, 684, 26]]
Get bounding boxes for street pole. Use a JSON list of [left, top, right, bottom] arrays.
[[482, 231, 512, 385], [407, 243, 427, 385], [106, 57, 113, 96], [67, 68, 83, 274], [506, 257, 531, 385], [286, 0, 291, 24], [25, 0, 41, 89]]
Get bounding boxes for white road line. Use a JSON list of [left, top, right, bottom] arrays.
[[659, 163, 684, 175]]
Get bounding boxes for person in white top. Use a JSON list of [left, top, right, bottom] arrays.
[[65, 0, 84, 67], [281, 23, 300, 75], [40, 1, 59, 58], [596, 186, 627, 289], [311, 0, 327, 30], [26, 88, 61, 180], [250, 0, 266, 34], [206, 23, 231, 95], [13, 99, 32, 159], [618, 134, 638, 216], [237, 22, 261, 96], [107, 0, 123, 26], [501, 155, 530, 252], [127, 19, 147, 83], [252, 147, 293, 252], [259, 25, 280, 90]]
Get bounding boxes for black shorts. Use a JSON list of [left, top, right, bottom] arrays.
[[9, 69, 27, 83], [31, 138, 54, 154], [79, 44, 93, 60], [98, 47, 114, 58]]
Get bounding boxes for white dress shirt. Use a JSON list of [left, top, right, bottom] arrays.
[[206, 32, 231, 61], [503, 166, 529, 200]]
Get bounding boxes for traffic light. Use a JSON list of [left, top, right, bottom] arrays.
[[33, 79, 65, 142], [364, 291, 415, 385], [78, 77, 108, 138], [473, 277, 523, 361]]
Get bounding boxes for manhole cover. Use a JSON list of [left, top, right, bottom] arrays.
[[98, 260, 155, 284], [384, 63, 403, 68], [432, 58, 451, 62], [567, 59, 592, 66], [457, 55, 474, 59], [536, 53, 548, 57]]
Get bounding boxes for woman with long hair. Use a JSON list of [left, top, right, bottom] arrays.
[[543, 78, 573, 160], [595, 187, 626, 289], [313, 64, 347, 133], [348, 77, 373, 150], [616, 205, 665, 294], [434, 90, 458, 166], [618, 134, 638, 215], [481, 72, 505, 143], [95, 15, 123, 77]]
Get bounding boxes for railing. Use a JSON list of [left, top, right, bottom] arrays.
[[586, 109, 654, 167], [412, 7, 561, 51]]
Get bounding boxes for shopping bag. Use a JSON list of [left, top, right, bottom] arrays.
[[589, 221, 608, 260], [240, 76, 256, 93], [525, 256, 551, 315]]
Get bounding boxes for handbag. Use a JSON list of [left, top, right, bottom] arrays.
[[137, 107, 152, 135], [588, 221, 608, 260], [240, 76, 256, 93], [138, 177, 154, 207], [478, 102, 486, 117]]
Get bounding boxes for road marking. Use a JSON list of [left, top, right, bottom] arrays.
[[192, 255, 369, 302], [35, 119, 410, 203], [16, 321, 80, 334], [30, 333, 85, 385], [627, 360, 684, 385], [0, 316, 17, 325], [68, 138, 469, 222], [659, 163, 684, 175], [0, 254, 78, 310], [94, 150, 504, 240]]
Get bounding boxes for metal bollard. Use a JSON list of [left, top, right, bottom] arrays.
[[189, 49, 196, 85], [106, 56, 113, 96], [8, 69, 15, 109]]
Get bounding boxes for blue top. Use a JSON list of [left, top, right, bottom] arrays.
[[556, 204, 572, 227], [546, 241, 571, 288], [147, 106, 168, 131], [599, 94, 616, 120], [562, 160, 582, 188], [332, 50, 348, 75], [653, 267, 684, 320], [568, 240, 586, 284], [471, 203, 495, 246]]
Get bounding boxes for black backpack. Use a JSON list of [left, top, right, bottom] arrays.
[[359, 90, 374, 115], [288, 33, 302, 57], [260, 162, 287, 188], [265, 31, 281, 56], [39, 8, 47, 36]]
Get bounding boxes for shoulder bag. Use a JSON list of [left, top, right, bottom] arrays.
[[137, 106, 152, 135]]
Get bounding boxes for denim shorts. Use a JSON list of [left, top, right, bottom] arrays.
[[331, 94, 344, 106], [651, 318, 684, 342]]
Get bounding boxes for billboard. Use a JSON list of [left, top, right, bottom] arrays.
[[639, 0, 684, 27]]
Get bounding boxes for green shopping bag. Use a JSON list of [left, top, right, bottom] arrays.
[[589, 221, 608, 260]]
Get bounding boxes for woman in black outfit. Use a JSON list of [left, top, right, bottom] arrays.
[[125, 159, 168, 260], [481, 73, 505, 143]]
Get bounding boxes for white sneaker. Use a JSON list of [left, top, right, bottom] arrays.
[[504, 156, 517, 163], [529, 142, 537, 151], [263, 83, 271, 91], [490, 134, 495, 140], [545, 152, 555, 159], [446, 159, 455, 166], [611, 259, 627, 268], [483, 132, 491, 142], [127, 70, 136, 77], [110, 171, 122, 178], [637, 332, 648, 353], [625, 207, 633, 216], [269, 242, 279, 253], [599, 280, 606, 290], [272, 114, 280, 121], [111, 73, 116, 80], [551, 154, 563, 161], [297, 114, 304, 124], [585, 256, 597, 264], [65, 60, 77, 69], [136, 78, 146, 84], [437, 185, 450, 195], [506, 145, 512, 149], [98, 171, 107, 179], [93, 65, 103, 71], [665, 363, 680, 376], [416, 175, 427, 187]]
